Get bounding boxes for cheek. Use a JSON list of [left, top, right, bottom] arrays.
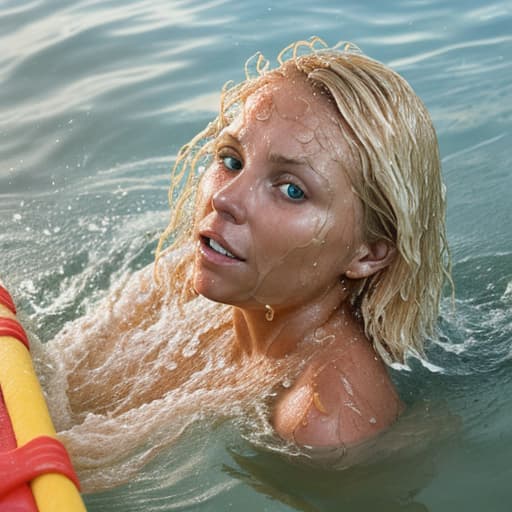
[[263, 210, 357, 276], [192, 187, 207, 232], [195, 178, 208, 209], [249, 239, 339, 306], [198, 166, 218, 199], [258, 208, 327, 258], [194, 167, 221, 222], [251, 209, 332, 291]]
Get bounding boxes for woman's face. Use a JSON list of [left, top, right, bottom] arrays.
[[193, 71, 365, 312]]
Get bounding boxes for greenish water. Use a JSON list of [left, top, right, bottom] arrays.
[[1, 0, 511, 510]]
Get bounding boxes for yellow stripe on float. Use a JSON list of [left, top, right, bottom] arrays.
[[0, 330, 87, 512], [0, 304, 16, 319]]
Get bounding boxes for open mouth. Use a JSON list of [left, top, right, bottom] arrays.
[[201, 236, 242, 261]]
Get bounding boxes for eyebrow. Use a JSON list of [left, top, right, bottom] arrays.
[[268, 152, 309, 167], [215, 132, 241, 150], [216, 132, 310, 168]]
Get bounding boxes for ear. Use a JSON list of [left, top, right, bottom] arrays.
[[345, 240, 396, 280]]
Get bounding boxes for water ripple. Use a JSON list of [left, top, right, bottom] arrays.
[[389, 35, 512, 69]]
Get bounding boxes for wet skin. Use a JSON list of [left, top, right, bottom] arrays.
[[192, 70, 401, 446], [193, 74, 365, 313]]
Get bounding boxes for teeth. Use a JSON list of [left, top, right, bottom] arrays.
[[208, 238, 236, 259]]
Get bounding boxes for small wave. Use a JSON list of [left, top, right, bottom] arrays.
[[389, 35, 512, 69]]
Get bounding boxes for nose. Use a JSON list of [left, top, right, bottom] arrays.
[[211, 176, 248, 224]]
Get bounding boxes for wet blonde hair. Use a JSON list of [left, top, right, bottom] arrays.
[[155, 37, 451, 363]]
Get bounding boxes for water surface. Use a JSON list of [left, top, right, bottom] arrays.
[[1, 0, 511, 510]]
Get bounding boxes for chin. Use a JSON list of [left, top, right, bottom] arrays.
[[194, 276, 254, 310], [193, 275, 228, 305]]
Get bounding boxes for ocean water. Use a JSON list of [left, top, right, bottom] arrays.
[[1, 0, 512, 510]]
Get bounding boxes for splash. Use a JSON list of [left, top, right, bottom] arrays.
[[36, 248, 308, 492]]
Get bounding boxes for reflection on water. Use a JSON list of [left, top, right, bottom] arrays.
[[225, 443, 437, 512], [1, 0, 512, 510]]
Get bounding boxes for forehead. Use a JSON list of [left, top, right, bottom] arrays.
[[234, 73, 349, 163], [245, 73, 333, 126]]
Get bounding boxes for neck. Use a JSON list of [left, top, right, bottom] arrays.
[[231, 285, 353, 359]]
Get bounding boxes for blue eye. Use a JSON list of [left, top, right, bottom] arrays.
[[279, 183, 305, 201], [222, 156, 242, 171]]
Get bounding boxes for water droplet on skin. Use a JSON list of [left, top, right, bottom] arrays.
[[313, 327, 334, 344], [294, 130, 314, 143], [166, 361, 177, 371], [344, 401, 362, 416], [313, 392, 328, 414], [282, 377, 292, 388], [256, 108, 272, 121], [341, 376, 354, 396], [313, 328, 323, 341]]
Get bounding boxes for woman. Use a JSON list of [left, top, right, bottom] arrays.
[[35, 38, 449, 490]]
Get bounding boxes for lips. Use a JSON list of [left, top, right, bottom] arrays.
[[199, 232, 245, 262]]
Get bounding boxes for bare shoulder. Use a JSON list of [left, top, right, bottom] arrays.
[[272, 324, 403, 448]]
